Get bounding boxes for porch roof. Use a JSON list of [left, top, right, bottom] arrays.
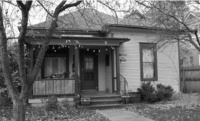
[[25, 35, 130, 46]]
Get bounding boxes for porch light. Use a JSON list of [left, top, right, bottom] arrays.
[[87, 48, 89, 51], [93, 50, 95, 52], [99, 50, 100, 52], [105, 48, 107, 51]]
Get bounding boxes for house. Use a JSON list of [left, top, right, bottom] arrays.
[[26, 8, 180, 106], [180, 11, 200, 67]]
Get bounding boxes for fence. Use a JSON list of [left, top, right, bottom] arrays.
[[181, 66, 200, 92]]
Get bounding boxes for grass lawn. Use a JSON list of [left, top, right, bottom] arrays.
[[0, 105, 110, 121], [125, 93, 200, 121]]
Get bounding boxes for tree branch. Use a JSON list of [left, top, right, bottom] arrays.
[[17, 0, 33, 99], [187, 33, 200, 52], [58, 0, 82, 13], [37, 0, 53, 18], [4, 1, 19, 8], [54, 0, 66, 15], [194, 30, 200, 46], [16, 0, 25, 10], [97, 0, 119, 23], [0, 6, 18, 99], [25, 0, 32, 11]]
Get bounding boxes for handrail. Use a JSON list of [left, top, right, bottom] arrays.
[[120, 74, 128, 96]]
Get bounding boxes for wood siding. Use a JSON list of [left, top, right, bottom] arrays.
[[112, 31, 180, 92], [33, 79, 75, 95]]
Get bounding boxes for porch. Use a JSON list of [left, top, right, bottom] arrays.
[[30, 45, 128, 97], [26, 30, 129, 106]]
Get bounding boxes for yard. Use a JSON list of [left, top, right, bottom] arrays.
[[125, 93, 200, 121], [1, 93, 200, 121], [0, 105, 109, 121]]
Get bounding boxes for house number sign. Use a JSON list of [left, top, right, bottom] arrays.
[[119, 54, 127, 63]]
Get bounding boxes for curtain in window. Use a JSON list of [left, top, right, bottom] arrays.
[[44, 57, 66, 78], [142, 48, 154, 78], [85, 56, 93, 70]]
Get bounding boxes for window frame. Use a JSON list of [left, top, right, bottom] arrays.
[[140, 43, 158, 81]]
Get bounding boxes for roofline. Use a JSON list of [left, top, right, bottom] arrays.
[[25, 35, 130, 41], [102, 24, 185, 33], [26, 27, 107, 36]]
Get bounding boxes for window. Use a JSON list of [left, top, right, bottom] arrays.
[[140, 43, 157, 81], [44, 57, 67, 79]]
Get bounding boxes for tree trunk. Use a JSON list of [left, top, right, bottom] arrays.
[[12, 98, 25, 121]]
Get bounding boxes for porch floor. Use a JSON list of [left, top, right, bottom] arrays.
[[81, 91, 121, 98]]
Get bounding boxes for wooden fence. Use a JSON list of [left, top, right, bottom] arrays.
[[33, 79, 75, 96], [181, 66, 200, 92]]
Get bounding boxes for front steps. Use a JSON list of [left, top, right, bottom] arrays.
[[79, 93, 123, 108]]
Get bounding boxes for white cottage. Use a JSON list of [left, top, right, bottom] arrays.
[[27, 8, 180, 106]]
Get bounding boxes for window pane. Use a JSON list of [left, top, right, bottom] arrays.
[[143, 49, 154, 62], [52, 58, 58, 74], [59, 57, 66, 74], [143, 63, 154, 78], [44, 58, 51, 77], [85, 56, 93, 70]]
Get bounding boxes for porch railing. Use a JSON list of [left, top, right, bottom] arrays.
[[120, 74, 128, 95], [33, 79, 75, 96]]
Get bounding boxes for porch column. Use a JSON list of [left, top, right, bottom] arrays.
[[75, 46, 79, 94], [115, 46, 120, 94]]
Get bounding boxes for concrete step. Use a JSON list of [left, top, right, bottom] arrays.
[[91, 98, 122, 103], [80, 95, 123, 107], [78, 103, 123, 109]]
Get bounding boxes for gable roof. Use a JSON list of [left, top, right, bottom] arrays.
[[29, 8, 119, 31], [28, 7, 184, 35]]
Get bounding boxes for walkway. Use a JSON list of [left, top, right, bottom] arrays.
[[96, 109, 154, 121]]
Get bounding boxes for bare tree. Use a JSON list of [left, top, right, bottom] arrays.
[[0, 0, 82, 121], [134, 1, 200, 51]]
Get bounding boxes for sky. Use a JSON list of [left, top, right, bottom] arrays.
[[3, 0, 135, 38], [3, 0, 200, 39]]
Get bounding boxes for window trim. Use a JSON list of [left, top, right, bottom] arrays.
[[140, 43, 158, 81]]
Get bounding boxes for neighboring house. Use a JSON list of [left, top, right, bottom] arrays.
[[180, 44, 200, 67], [180, 11, 200, 67], [26, 8, 180, 106]]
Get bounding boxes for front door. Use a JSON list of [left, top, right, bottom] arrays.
[[80, 49, 98, 90]]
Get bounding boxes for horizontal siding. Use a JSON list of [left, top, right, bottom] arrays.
[[113, 31, 179, 92]]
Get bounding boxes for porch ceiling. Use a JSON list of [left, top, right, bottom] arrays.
[[25, 35, 130, 46]]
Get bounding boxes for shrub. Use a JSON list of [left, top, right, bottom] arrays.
[[45, 96, 58, 111], [137, 82, 174, 103], [0, 88, 12, 106], [156, 84, 174, 101], [137, 82, 157, 102]]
